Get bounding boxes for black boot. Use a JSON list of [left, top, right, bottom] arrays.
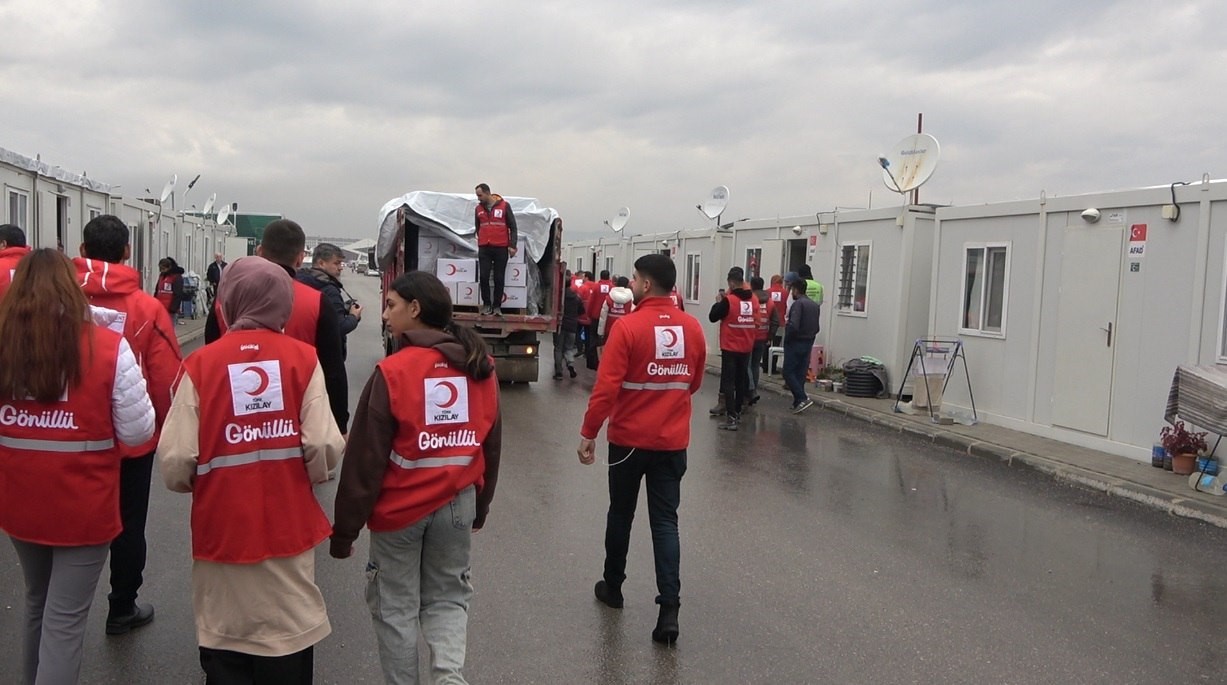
[[594, 580, 624, 609], [652, 603, 679, 644]]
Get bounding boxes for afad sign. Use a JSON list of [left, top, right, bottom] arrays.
[[425, 377, 469, 425]]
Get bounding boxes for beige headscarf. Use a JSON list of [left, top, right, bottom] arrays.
[[217, 257, 293, 332]]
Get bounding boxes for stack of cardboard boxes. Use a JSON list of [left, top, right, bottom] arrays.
[[436, 241, 530, 310]]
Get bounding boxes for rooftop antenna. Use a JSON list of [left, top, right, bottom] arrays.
[[216, 203, 231, 227], [157, 174, 177, 225]]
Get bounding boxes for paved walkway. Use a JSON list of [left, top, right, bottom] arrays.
[[173, 315, 207, 347], [721, 365, 1227, 529]]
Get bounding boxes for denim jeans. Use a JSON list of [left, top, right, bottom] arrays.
[[603, 444, 687, 606], [719, 350, 751, 418], [367, 486, 476, 685], [783, 337, 814, 405], [553, 330, 577, 376], [749, 340, 768, 393]]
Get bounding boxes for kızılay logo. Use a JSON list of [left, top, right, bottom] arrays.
[[228, 361, 284, 416], [654, 326, 684, 360], [425, 377, 469, 425]]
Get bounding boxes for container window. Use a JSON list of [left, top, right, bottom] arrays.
[[837, 241, 871, 315], [960, 243, 1010, 336]]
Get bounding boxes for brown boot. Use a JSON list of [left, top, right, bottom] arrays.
[[708, 394, 726, 416]]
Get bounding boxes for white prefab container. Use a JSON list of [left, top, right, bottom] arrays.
[[931, 179, 1227, 461]]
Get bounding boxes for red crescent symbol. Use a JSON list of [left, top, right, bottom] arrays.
[[438, 381, 459, 409], [662, 329, 679, 347], [243, 366, 270, 396], [447, 264, 458, 275]]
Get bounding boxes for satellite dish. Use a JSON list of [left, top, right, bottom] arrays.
[[159, 175, 177, 204], [609, 207, 630, 232], [202, 193, 216, 217], [879, 133, 940, 193], [216, 203, 231, 226], [700, 186, 729, 220]]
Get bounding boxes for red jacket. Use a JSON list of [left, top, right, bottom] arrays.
[[718, 292, 760, 353], [180, 330, 331, 563], [577, 281, 595, 325], [0, 245, 31, 299], [669, 288, 685, 312], [216, 280, 321, 345], [476, 199, 512, 247], [586, 279, 614, 321], [75, 258, 182, 455], [369, 345, 499, 531], [754, 294, 771, 342], [0, 327, 124, 546], [767, 285, 786, 331], [580, 297, 706, 450]]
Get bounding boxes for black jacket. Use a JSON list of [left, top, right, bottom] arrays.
[[296, 267, 360, 356], [206, 260, 226, 286], [560, 287, 583, 333], [204, 262, 350, 432], [786, 295, 821, 340]]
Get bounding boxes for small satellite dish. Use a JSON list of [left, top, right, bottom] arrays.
[[159, 175, 177, 204], [202, 193, 216, 217], [879, 133, 940, 193], [216, 203, 231, 226], [609, 207, 630, 232], [700, 186, 729, 220]]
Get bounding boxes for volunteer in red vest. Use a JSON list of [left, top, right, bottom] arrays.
[[668, 285, 686, 311], [474, 182, 518, 316], [584, 269, 615, 367], [767, 274, 787, 346], [748, 275, 778, 407], [0, 223, 31, 299], [577, 253, 705, 645], [0, 248, 155, 685], [597, 275, 633, 342], [204, 219, 350, 437], [158, 256, 344, 682], [154, 257, 186, 326], [707, 266, 760, 431], [76, 214, 183, 636], [332, 270, 502, 684]]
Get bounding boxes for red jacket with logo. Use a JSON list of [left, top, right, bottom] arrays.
[[75, 258, 182, 456], [216, 280, 321, 345], [767, 285, 787, 330], [475, 199, 513, 248], [577, 281, 595, 325], [754, 293, 771, 342], [180, 330, 331, 563], [0, 245, 31, 299], [580, 297, 706, 450], [669, 288, 685, 312], [369, 345, 500, 531], [718, 292, 760, 353], [586, 280, 614, 321], [0, 327, 124, 545]]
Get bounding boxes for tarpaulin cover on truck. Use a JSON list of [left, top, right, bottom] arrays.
[[376, 191, 559, 270]]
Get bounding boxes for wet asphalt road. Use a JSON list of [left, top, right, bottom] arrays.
[[4, 274, 1227, 683]]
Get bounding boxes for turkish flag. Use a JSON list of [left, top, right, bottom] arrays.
[[1130, 224, 1147, 241]]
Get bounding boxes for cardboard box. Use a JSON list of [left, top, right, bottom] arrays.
[[453, 282, 481, 307], [501, 286, 529, 309], [437, 258, 477, 282], [504, 262, 528, 288], [508, 240, 528, 265]]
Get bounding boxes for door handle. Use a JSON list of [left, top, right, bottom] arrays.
[[1099, 322, 1113, 347]]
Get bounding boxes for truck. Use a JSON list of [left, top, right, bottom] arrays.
[[375, 191, 564, 382]]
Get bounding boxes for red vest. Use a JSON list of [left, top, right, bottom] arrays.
[[369, 345, 499, 532], [586, 280, 613, 320], [216, 280, 321, 345], [668, 289, 685, 311], [767, 286, 786, 329], [755, 294, 770, 342], [0, 326, 124, 546], [181, 330, 330, 563], [476, 200, 512, 247], [155, 273, 176, 311], [718, 293, 760, 353], [0, 246, 31, 300], [604, 293, 631, 335]]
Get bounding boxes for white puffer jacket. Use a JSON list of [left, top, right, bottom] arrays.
[[598, 287, 635, 337], [91, 306, 156, 447]]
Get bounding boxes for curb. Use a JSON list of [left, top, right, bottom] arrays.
[[705, 364, 1227, 529]]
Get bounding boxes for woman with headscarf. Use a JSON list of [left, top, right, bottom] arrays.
[[155, 256, 186, 325], [158, 256, 344, 684], [331, 270, 502, 685], [0, 248, 155, 685]]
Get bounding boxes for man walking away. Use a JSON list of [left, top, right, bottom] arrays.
[[577, 254, 705, 645], [554, 284, 583, 380], [747, 276, 777, 406], [76, 215, 183, 635], [708, 267, 759, 431], [783, 278, 820, 413], [0, 224, 31, 299], [297, 243, 363, 360], [474, 183, 518, 316]]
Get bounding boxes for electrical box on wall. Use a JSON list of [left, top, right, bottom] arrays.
[[1161, 204, 1179, 220]]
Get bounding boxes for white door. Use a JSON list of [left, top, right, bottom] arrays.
[[1050, 226, 1122, 435], [762, 239, 784, 279]]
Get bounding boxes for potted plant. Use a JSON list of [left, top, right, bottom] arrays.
[[1160, 421, 1208, 476]]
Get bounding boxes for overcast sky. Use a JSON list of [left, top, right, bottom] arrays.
[[3, 0, 1224, 241]]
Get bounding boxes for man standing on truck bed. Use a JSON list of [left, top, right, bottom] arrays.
[[474, 183, 518, 317]]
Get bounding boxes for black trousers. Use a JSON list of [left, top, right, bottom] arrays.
[[109, 452, 154, 615], [719, 350, 751, 418], [477, 245, 509, 308], [200, 646, 314, 684], [604, 444, 687, 606]]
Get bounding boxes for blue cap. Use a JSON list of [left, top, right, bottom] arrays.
[[783, 271, 799, 284]]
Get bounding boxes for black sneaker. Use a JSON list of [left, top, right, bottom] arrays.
[[652, 604, 679, 645], [553, 373, 563, 380], [568, 365, 577, 378], [708, 406, 726, 416], [793, 398, 814, 414], [718, 416, 740, 431], [106, 603, 155, 636], [594, 580, 624, 609]]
